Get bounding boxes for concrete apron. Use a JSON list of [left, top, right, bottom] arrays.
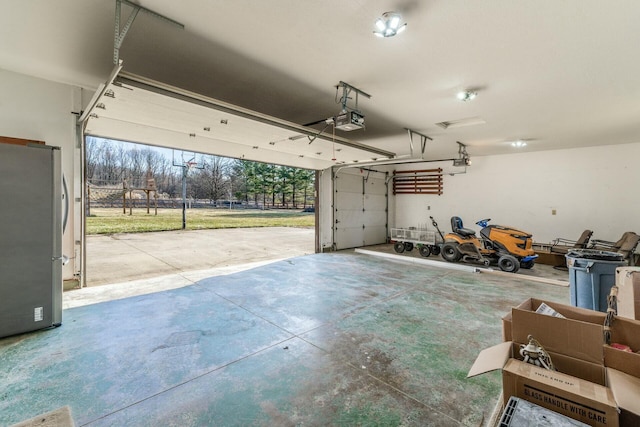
[[83, 227, 316, 287], [1, 251, 569, 426]]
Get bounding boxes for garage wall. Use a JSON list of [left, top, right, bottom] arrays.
[[0, 68, 87, 281], [394, 142, 640, 245]]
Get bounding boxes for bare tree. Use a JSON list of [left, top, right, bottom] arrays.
[[192, 155, 231, 204]]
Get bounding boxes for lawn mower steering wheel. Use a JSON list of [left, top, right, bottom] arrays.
[[476, 218, 491, 227]]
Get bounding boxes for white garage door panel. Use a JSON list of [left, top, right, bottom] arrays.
[[336, 209, 363, 226], [84, 71, 396, 171], [364, 194, 386, 210], [334, 171, 388, 250], [335, 226, 365, 249], [335, 191, 361, 207], [364, 177, 387, 195], [335, 173, 363, 193], [87, 117, 335, 170], [364, 225, 387, 245], [362, 209, 386, 227]]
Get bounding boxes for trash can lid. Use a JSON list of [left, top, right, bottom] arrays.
[[565, 249, 625, 261]]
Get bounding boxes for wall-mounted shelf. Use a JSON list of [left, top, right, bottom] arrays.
[[392, 168, 443, 195]]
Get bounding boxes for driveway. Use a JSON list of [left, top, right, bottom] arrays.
[[85, 227, 315, 287]]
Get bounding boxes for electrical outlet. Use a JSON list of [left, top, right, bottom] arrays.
[[427, 206, 431, 210], [552, 209, 556, 215]]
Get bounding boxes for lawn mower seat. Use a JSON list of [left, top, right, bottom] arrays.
[[451, 216, 476, 237]]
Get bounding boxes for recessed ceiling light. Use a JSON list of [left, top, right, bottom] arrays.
[[456, 90, 477, 102], [511, 140, 527, 148], [373, 12, 407, 37]]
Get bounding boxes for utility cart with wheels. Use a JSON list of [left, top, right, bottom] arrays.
[[389, 228, 443, 257]]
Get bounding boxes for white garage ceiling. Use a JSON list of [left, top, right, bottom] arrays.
[[2, 0, 640, 165]]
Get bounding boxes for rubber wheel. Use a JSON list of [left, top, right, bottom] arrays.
[[441, 242, 462, 262], [393, 242, 405, 253], [404, 242, 414, 252], [498, 254, 520, 273], [521, 260, 535, 269], [431, 245, 441, 256], [419, 245, 431, 257]]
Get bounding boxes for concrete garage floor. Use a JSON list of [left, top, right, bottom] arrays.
[[1, 229, 572, 426]]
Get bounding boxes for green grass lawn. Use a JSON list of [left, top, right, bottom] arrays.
[[86, 208, 315, 235]]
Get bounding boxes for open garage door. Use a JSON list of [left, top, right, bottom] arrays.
[[78, 66, 395, 285], [334, 169, 388, 250], [81, 69, 395, 171]]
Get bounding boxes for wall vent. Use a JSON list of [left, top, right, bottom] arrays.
[[436, 117, 486, 129]]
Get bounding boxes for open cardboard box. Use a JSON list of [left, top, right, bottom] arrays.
[[502, 298, 606, 363], [615, 267, 640, 321], [481, 298, 640, 426], [468, 341, 640, 427], [503, 298, 640, 378], [606, 316, 640, 378], [511, 298, 607, 364]]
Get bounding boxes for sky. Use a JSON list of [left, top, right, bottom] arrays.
[[87, 136, 208, 166]]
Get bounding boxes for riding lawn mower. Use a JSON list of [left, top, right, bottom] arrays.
[[436, 216, 538, 273]]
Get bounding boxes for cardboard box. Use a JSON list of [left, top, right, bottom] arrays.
[[615, 267, 640, 321], [504, 298, 640, 379], [605, 316, 640, 379], [468, 341, 640, 426], [503, 298, 606, 364]]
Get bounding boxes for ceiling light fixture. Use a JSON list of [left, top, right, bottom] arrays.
[[511, 140, 527, 148], [456, 90, 477, 102], [374, 12, 407, 37]]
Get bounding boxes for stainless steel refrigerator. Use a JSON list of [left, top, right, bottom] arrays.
[[0, 142, 63, 338]]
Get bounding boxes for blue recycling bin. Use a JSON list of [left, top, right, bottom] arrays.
[[566, 249, 626, 312]]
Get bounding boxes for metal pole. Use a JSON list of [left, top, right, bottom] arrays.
[[182, 165, 187, 229], [87, 184, 91, 217]]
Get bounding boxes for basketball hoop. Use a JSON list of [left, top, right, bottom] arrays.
[[186, 161, 198, 170], [172, 151, 204, 230]]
